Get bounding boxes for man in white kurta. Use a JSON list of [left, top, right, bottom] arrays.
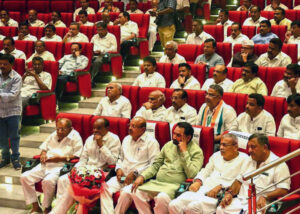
[[20, 118, 83, 214], [63, 22, 89, 43], [0, 10, 18, 27], [186, 20, 213, 45], [230, 93, 276, 136], [127, 0, 144, 14], [159, 41, 186, 64], [224, 23, 249, 48], [264, 0, 288, 11], [48, 11, 67, 28], [1, 37, 26, 60], [277, 94, 300, 140], [28, 10, 45, 27], [50, 118, 121, 214], [94, 83, 132, 118], [197, 85, 237, 142], [165, 89, 198, 125], [41, 25, 63, 42], [100, 117, 160, 214], [286, 21, 300, 61], [243, 6, 266, 27], [216, 9, 233, 38], [26, 40, 55, 64], [73, 0, 95, 21], [169, 134, 249, 214], [133, 56, 166, 88], [13, 23, 37, 42], [135, 90, 167, 121]]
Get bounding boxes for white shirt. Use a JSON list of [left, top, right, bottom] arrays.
[[0, 49, 26, 60], [94, 96, 132, 119], [135, 105, 167, 121], [264, 3, 288, 11], [132, 72, 166, 88], [29, 19, 45, 27], [217, 19, 234, 38], [202, 78, 233, 92], [127, 9, 144, 14], [231, 110, 276, 136], [81, 21, 94, 26], [73, 7, 96, 21], [65, 32, 89, 43], [165, 103, 198, 125], [195, 151, 249, 189], [176, 0, 190, 10], [255, 52, 292, 68], [59, 54, 89, 75], [91, 32, 117, 53], [271, 79, 300, 98], [116, 132, 160, 175], [159, 53, 186, 64], [186, 31, 213, 45], [243, 16, 267, 27], [39, 129, 83, 170], [41, 34, 63, 42], [277, 114, 300, 140], [120, 20, 139, 43], [26, 51, 56, 63], [48, 20, 66, 28], [13, 34, 37, 42], [287, 35, 300, 58], [170, 76, 201, 90], [224, 33, 249, 47], [21, 71, 52, 97], [0, 18, 18, 27], [77, 132, 121, 168], [146, 9, 157, 32]]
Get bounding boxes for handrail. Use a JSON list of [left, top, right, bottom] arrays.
[[243, 148, 300, 181], [286, 204, 300, 214]]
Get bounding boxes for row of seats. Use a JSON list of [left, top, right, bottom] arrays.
[[239, 0, 294, 10]]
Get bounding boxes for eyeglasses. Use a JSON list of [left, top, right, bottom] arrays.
[[205, 92, 219, 98]]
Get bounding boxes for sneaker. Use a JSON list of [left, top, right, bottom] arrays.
[[0, 159, 10, 168], [12, 160, 21, 170]]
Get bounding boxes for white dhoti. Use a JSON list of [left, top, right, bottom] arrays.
[[100, 176, 133, 214], [20, 163, 61, 209], [216, 197, 261, 214], [148, 27, 157, 52]]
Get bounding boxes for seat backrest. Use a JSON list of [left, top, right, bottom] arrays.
[[56, 113, 84, 137], [121, 85, 139, 116], [268, 136, 290, 157], [260, 11, 274, 20], [107, 25, 121, 52], [44, 41, 64, 61], [0, 26, 18, 37], [257, 67, 285, 95], [129, 14, 149, 38], [55, 27, 68, 39], [289, 140, 300, 192], [257, 25, 287, 42], [184, 89, 205, 110], [51, 1, 74, 12], [37, 13, 52, 24], [177, 44, 199, 64], [172, 64, 206, 87], [228, 11, 248, 24], [13, 58, 25, 76], [29, 27, 44, 40], [27, 1, 50, 13], [203, 25, 224, 42], [282, 44, 298, 64], [227, 26, 256, 40], [80, 25, 96, 41], [3, 2, 25, 14], [264, 96, 287, 130], [147, 120, 170, 149], [223, 92, 248, 115], [64, 42, 93, 69], [15, 40, 34, 59], [285, 10, 296, 21], [140, 63, 173, 88], [60, 13, 73, 27], [96, 12, 120, 22]]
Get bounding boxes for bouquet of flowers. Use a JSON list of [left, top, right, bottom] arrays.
[[69, 165, 107, 214]]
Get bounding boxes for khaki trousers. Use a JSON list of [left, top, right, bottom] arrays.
[[158, 24, 176, 48]]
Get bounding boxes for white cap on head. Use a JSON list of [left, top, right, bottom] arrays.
[[243, 39, 254, 46]]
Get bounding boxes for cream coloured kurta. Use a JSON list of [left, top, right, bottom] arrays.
[[94, 95, 132, 118], [29, 19, 45, 27], [135, 105, 167, 121], [58, 54, 89, 75], [65, 32, 89, 43], [243, 16, 267, 27], [13, 34, 37, 42], [277, 114, 300, 140], [170, 76, 201, 90], [159, 53, 186, 64], [40, 34, 63, 42], [0, 18, 18, 27], [271, 79, 300, 98], [48, 20, 66, 28], [127, 9, 144, 14], [139, 140, 203, 198], [26, 51, 55, 63], [73, 7, 96, 21], [255, 52, 292, 68], [229, 77, 268, 96], [270, 18, 292, 30], [132, 72, 166, 88], [120, 20, 139, 43], [165, 103, 198, 125], [91, 32, 117, 53], [287, 35, 300, 58], [202, 78, 233, 92], [81, 21, 94, 26], [224, 33, 249, 47], [0, 49, 26, 60], [264, 3, 288, 11], [21, 71, 52, 97], [230, 110, 276, 136], [186, 31, 214, 45], [176, 0, 190, 10]]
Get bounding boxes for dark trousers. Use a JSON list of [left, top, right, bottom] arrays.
[[89, 55, 104, 81], [55, 75, 69, 101], [120, 40, 135, 62]]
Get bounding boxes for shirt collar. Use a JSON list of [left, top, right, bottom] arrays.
[[134, 131, 147, 143], [177, 103, 189, 113], [0, 69, 14, 79]]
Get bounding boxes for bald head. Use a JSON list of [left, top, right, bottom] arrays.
[[148, 90, 165, 109], [93, 118, 109, 136], [28, 9, 38, 22], [56, 118, 72, 141], [129, 116, 147, 140], [107, 82, 122, 101]]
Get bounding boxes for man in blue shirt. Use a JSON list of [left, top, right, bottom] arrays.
[[252, 20, 278, 44]]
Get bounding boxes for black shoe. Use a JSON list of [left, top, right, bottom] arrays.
[[0, 159, 10, 168], [12, 160, 21, 170]]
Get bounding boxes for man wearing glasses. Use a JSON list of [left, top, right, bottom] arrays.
[[197, 85, 237, 142], [231, 40, 258, 68]]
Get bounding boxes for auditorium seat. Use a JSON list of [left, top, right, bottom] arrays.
[[258, 67, 285, 95], [147, 120, 171, 148], [3, 2, 25, 14], [257, 25, 287, 43], [29, 26, 44, 40], [27, 1, 50, 13], [285, 10, 296, 21], [264, 96, 287, 130], [227, 26, 256, 39], [228, 11, 248, 25], [55, 27, 68, 39], [0, 26, 17, 37], [260, 11, 274, 20], [15, 40, 35, 59], [51, 0, 74, 12], [79, 25, 96, 41], [203, 25, 224, 42], [121, 85, 140, 116], [177, 44, 199, 64], [13, 58, 25, 76], [37, 13, 51, 24], [60, 13, 73, 27], [140, 63, 173, 88], [44, 41, 64, 61]]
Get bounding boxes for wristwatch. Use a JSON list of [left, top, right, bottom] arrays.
[[133, 170, 139, 177]]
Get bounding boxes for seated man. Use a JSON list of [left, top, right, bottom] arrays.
[[186, 19, 213, 45], [127, 0, 143, 14], [41, 24, 63, 42], [270, 7, 292, 30], [224, 22, 249, 47], [231, 39, 258, 67], [170, 63, 201, 90], [169, 133, 249, 214], [202, 65, 233, 92], [217, 133, 290, 214], [277, 93, 300, 140], [48, 11, 67, 28], [73, 0, 95, 21], [159, 41, 186, 64], [132, 122, 204, 214], [0, 10, 18, 27], [256, 38, 292, 67], [271, 64, 300, 97], [194, 39, 225, 69], [197, 85, 237, 142], [100, 11, 113, 26], [264, 0, 288, 11], [145, 0, 158, 51], [0, 37, 26, 60], [26, 40, 55, 63], [133, 56, 166, 88], [100, 117, 160, 214], [21, 57, 52, 108], [285, 21, 300, 60], [56, 43, 89, 101], [78, 10, 95, 26], [135, 90, 166, 121], [62, 22, 89, 43], [50, 118, 121, 214], [27, 9, 45, 27], [230, 93, 276, 136], [13, 22, 37, 42], [94, 83, 132, 118], [229, 63, 268, 96], [252, 20, 278, 44], [165, 89, 197, 125], [20, 118, 83, 214], [98, 0, 120, 13], [237, 0, 253, 11], [89, 21, 117, 82], [243, 6, 267, 27], [215, 9, 233, 38]]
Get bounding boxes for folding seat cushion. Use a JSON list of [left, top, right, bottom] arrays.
[[172, 64, 206, 88], [55, 27, 68, 39], [13, 58, 25, 76], [140, 62, 173, 87], [27, 1, 50, 13], [60, 13, 73, 27], [239, 0, 265, 10], [258, 67, 285, 95], [264, 96, 287, 130], [44, 41, 64, 61], [29, 27, 44, 40], [80, 25, 96, 41], [121, 85, 139, 116], [177, 44, 199, 64], [260, 11, 274, 20], [3, 2, 25, 14], [227, 26, 256, 40], [96, 12, 120, 22], [138, 87, 166, 109], [51, 1, 74, 12], [266, 0, 292, 9], [0, 26, 17, 37], [75, 14, 97, 23], [15, 40, 35, 59], [285, 10, 296, 22], [257, 25, 287, 42], [203, 25, 224, 42], [208, 66, 242, 82], [223, 92, 248, 115], [282, 44, 298, 64], [228, 11, 248, 24], [56, 113, 84, 137]]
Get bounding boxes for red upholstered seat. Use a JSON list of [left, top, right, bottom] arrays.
[[147, 120, 170, 148], [51, 1, 74, 12], [60, 13, 73, 27], [44, 41, 64, 61], [80, 25, 96, 41], [27, 1, 50, 13], [264, 96, 287, 130], [0, 26, 17, 37], [177, 44, 199, 64], [257, 25, 287, 43], [15, 40, 34, 59], [228, 11, 248, 24], [121, 85, 139, 116], [55, 27, 68, 39], [268, 136, 290, 157], [203, 25, 224, 42], [289, 140, 300, 197], [36, 13, 51, 25], [223, 92, 248, 115], [257, 67, 285, 95], [285, 10, 296, 21], [282, 44, 298, 64], [227, 26, 256, 40], [28, 27, 44, 40], [260, 11, 274, 20], [13, 58, 25, 76]]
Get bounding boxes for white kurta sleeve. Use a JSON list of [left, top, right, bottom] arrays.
[[99, 136, 122, 165], [121, 101, 132, 119]]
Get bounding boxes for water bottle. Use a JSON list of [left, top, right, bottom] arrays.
[[178, 184, 185, 193], [25, 160, 32, 168]]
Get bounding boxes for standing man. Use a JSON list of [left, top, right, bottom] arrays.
[[0, 54, 22, 170]]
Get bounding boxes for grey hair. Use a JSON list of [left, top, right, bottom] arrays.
[[221, 133, 238, 145], [165, 41, 178, 51]]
